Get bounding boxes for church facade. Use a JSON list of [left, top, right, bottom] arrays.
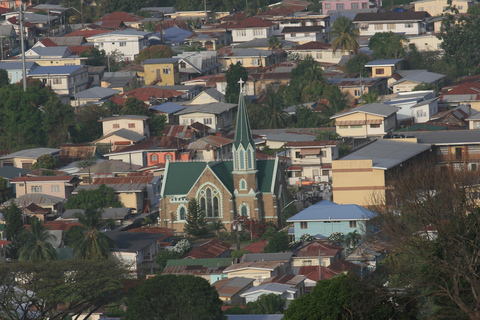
[[159, 84, 288, 232]]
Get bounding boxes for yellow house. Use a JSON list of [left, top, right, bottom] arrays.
[[327, 78, 388, 100], [332, 139, 431, 206], [365, 59, 404, 77], [0, 147, 61, 169], [331, 103, 399, 138], [217, 47, 275, 71], [142, 58, 180, 86], [223, 261, 283, 286], [413, 0, 474, 16]]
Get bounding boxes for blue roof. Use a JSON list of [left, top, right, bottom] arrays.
[[28, 65, 83, 75], [163, 26, 193, 44], [0, 62, 36, 70], [365, 59, 404, 66], [287, 200, 376, 222], [149, 102, 186, 114]]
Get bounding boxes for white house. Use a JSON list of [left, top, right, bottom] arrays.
[[411, 98, 439, 123], [381, 90, 437, 122], [353, 11, 430, 36], [176, 102, 237, 132], [173, 51, 221, 81], [89, 29, 153, 61], [281, 26, 325, 44], [27, 65, 88, 97], [98, 115, 150, 137], [217, 17, 274, 43], [286, 41, 350, 64]]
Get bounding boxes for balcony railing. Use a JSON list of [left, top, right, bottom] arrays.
[[436, 153, 480, 162]]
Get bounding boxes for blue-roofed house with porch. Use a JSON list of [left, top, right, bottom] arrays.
[[0, 61, 38, 84], [149, 102, 186, 124], [287, 200, 376, 241]]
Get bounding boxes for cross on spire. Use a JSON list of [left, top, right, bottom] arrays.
[[238, 78, 244, 93]]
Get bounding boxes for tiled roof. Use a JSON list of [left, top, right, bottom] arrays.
[[298, 265, 340, 281], [294, 242, 344, 257], [96, 11, 143, 23], [331, 102, 398, 118], [182, 239, 231, 259], [353, 11, 430, 22], [187, 135, 233, 150], [65, 29, 110, 38], [289, 41, 332, 50], [242, 239, 267, 253], [111, 87, 185, 104], [42, 220, 83, 231], [217, 17, 274, 29]]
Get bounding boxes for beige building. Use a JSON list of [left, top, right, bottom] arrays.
[[413, 0, 474, 16], [365, 59, 404, 78], [327, 78, 388, 100], [286, 41, 351, 64], [223, 261, 283, 286], [216, 47, 276, 71], [142, 58, 180, 86], [0, 148, 61, 169], [331, 103, 399, 138], [406, 34, 443, 52], [11, 176, 81, 199], [332, 139, 431, 206], [99, 115, 150, 137]]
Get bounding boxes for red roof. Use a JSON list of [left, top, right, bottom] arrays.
[[242, 239, 267, 253], [7, 17, 35, 28], [39, 38, 57, 47], [298, 265, 340, 282], [441, 82, 480, 98], [43, 221, 83, 231], [68, 46, 91, 54], [217, 17, 274, 29], [96, 11, 143, 23], [328, 259, 359, 273], [182, 239, 231, 259], [295, 242, 344, 258], [65, 29, 110, 38], [289, 41, 332, 50], [0, 240, 11, 247], [11, 176, 76, 183], [111, 87, 185, 105]]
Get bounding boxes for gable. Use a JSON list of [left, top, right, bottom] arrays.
[[189, 91, 221, 104], [162, 162, 207, 196]]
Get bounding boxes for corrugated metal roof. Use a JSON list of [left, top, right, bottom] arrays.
[[9, 193, 66, 206], [74, 176, 155, 193], [288, 200, 376, 222], [240, 252, 293, 262], [76, 159, 142, 174], [293, 242, 344, 257], [331, 102, 398, 118], [75, 87, 120, 99], [150, 102, 186, 114], [183, 239, 231, 259], [224, 261, 282, 273], [0, 147, 61, 160], [176, 102, 237, 115], [28, 65, 83, 76]]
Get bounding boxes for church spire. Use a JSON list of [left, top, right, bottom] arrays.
[[234, 78, 255, 150]]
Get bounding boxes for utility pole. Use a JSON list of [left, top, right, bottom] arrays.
[[80, 0, 84, 28], [19, 2, 27, 91]]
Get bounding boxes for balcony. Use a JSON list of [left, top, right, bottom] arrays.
[[436, 153, 480, 163]]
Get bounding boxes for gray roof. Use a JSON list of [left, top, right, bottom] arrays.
[[149, 102, 186, 114], [0, 61, 36, 70], [142, 58, 180, 65], [214, 277, 255, 296], [100, 115, 149, 121], [220, 48, 272, 58], [331, 103, 399, 119], [251, 129, 317, 143], [74, 87, 120, 99], [203, 88, 225, 102], [241, 252, 293, 262], [48, 36, 85, 46], [28, 46, 71, 58], [389, 70, 445, 87], [365, 59, 404, 66], [98, 128, 146, 143], [0, 148, 61, 160], [0, 25, 16, 38], [60, 208, 131, 220], [233, 38, 297, 49], [105, 231, 162, 252], [103, 71, 137, 79], [467, 112, 480, 120], [176, 102, 237, 115], [410, 97, 439, 109], [287, 199, 376, 222], [28, 65, 83, 76], [76, 159, 142, 174], [240, 283, 295, 296], [0, 166, 30, 180], [394, 130, 480, 145], [7, 193, 66, 206], [340, 139, 431, 170]]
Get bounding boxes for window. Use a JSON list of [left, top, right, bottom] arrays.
[[178, 206, 186, 220], [458, 5, 463, 10], [204, 118, 212, 124], [418, 6, 423, 10], [468, 145, 480, 154], [316, 52, 322, 59], [350, 221, 357, 228], [22, 163, 32, 170], [291, 33, 296, 37], [247, 150, 253, 169], [119, 41, 126, 47], [354, 89, 362, 96], [336, 3, 344, 9], [304, 33, 310, 36], [241, 205, 248, 216], [370, 124, 380, 128], [405, 23, 413, 28], [375, 68, 385, 75], [151, 154, 158, 162], [237, 59, 244, 65], [165, 154, 172, 162], [31, 186, 42, 193], [322, 169, 329, 176], [320, 151, 327, 157], [253, 29, 263, 36], [437, 146, 448, 155], [471, 163, 478, 171], [300, 221, 308, 229], [200, 187, 220, 218], [387, 23, 396, 30], [128, 123, 135, 128], [351, 2, 359, 9], [236, 30, 246, 36], [295, 151, 302, 159], [51, 185, 59, 193], [252, 58, 260, 66], [362, 2, 368, 8], [325, 3, 331, 9], [239, 150, 245, 169], [163, 67, 171, 74], [350, 125, 363, 129], [240, 179, 247, 190], [113, 124, 120, 129], [52, 78, 62, 84], [339, 125, 348, 129], [416, 110, 427, 117]]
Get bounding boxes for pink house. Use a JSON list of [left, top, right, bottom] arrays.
[[322, 0, 381, 14], [11, 176, 81, 199]]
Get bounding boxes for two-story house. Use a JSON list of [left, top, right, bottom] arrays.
[[186, 30, 231, 50], [11, 175, 81, 199], [99, 115, 150, 138], [286, 41, 351, 64], [142, 58, 180, 86], [327, 77, 388, 100], [322, 0, 381, 14], [89, 29, 153, 61], [281, 26, 326, 44], [173, 51, 221, 81], [27, 65, 89, 98], [0, 61, 38, 84], [23, 46, 88, 66], [286, 141, 340, 185], [365, 59, 405, 78], [0, 147, 61, 169], [413, 0, 474, 16], [216, 17, 275, 43], [353, 12, 430, 36], [331, 103, 399, 138], [216, 46, 276, 71]]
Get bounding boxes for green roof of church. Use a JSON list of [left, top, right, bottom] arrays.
[[233, 90, 255, 150], [162, 159, 276, 196]]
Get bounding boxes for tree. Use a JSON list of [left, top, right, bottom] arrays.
[[250, 293, 286, 314], [210, 220, 226, 237], [225, 62, 248, 103], [125, 274, 224, 320], [149, 114, 167, 136], [292, 105, 323, 128], [330, 16, 360, 55], [284, 273, 402, 320], [4, 202, 25, 259], [0, 69, 9, 88], [65, 184, 123, 210], [121, 97, 149, 116], [80, 47, 107, 66], [264, 228, 289, 253], [261, 87, 289, 129], [319, 85, 351, 125], [184, 198, 208, 237], [134, 45, 175, 64], [31, 154, 58, 170], [286, 56, 326, 105], [18, 218, 57, 262], [0, 177, 9, 203], [0, 259, 129, 320], [371, 163, 480, 320], [412, 82, 435, 91], [66, 208, 116, 260], [267, 35, 282, 61], [344, 53, 373, 77], [344, 230, 361, 249], [43, 95, 74, 147], [359, 90, 380, 104], [369, 32, 408, 59]]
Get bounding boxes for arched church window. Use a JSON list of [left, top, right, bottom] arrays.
[[206, 188, 213, 216], [247, 149, 252, 169], [200, 187, 221, 218], [239, 150, 245, 170], [241, 205, 248, 216], [213, 197, 219, 217], [201, 197, 206, 215], [240, 179, 247, 190], [179, 206, 186, 220]]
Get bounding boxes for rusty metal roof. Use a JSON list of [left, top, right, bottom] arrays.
[[183, 239, 232, 259], [224, 261, 282, 273], [74, 176, 155, 193], [294, 242, 343, 258]]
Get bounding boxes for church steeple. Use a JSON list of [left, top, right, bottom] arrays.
[[232, 79, 256, 176]]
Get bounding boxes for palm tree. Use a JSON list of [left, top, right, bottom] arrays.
[[210, 221, 226, 237], [18, 217, 58, 262], [330, 16, 360, 55], [268, 36, 282, 64], [261, 87, 289, 129], [344, 230, 362, 248], [359, 90, 380, 104], [254, 293, 286, 314], [319, 85, 351, 125], [67, 208, 116, 260]]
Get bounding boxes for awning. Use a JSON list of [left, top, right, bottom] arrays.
[[300, 148, 322, 155], [287, 166, 302, 171], [335, 120, 366, 126], [366, 119, 383, 124]]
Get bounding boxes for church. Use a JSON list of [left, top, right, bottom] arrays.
[[159, 82, 288, 232]]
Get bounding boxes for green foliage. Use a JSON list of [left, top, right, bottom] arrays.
[[134, 45, 175, 64], [66, 184, 122, 210], [292, 105, 323, 128], [261, 87, 289, 129], [0, 177, 9, 203], [284, 273, 399, 320], [467, 3, 480, 14], [227, 293, 286, 314], [149, 114, 167, 136], [142, 21, 155, 32], [225, 62, 249, 103], [154, 249, 180, 270], [319, 85, 351, 125], [121, 97, 149, 116], [18, 218, 58, 262], [184, 198, 208, 237], [344, 230, 361, 248], [43, 95, 75, 147], [0, 69, 9, 88], [285, 56, 326, 105], [330, 16, 360, 55], [344, 53, 373, 77], [125, 275, 225, 320], [32, 154, 58, 170], [412, 82, 436, 92], [315, 130, 341, 141], [328, 231, 344, 242], [210, 220, 227, 236], [71, 103, 111, 143], [369, 32, 408, 59], [267, 35, 282, 54], [282, 203, 298, 225], [0, 259, 128, 320], [80, 47, 107, 66], [4, 202, 25, 259], [231, 249, 251, 258], [66, 207, 116, 260], [263, 228, 289, 253], [307, 0, 322, 12], [359, 90, 380, 104]]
